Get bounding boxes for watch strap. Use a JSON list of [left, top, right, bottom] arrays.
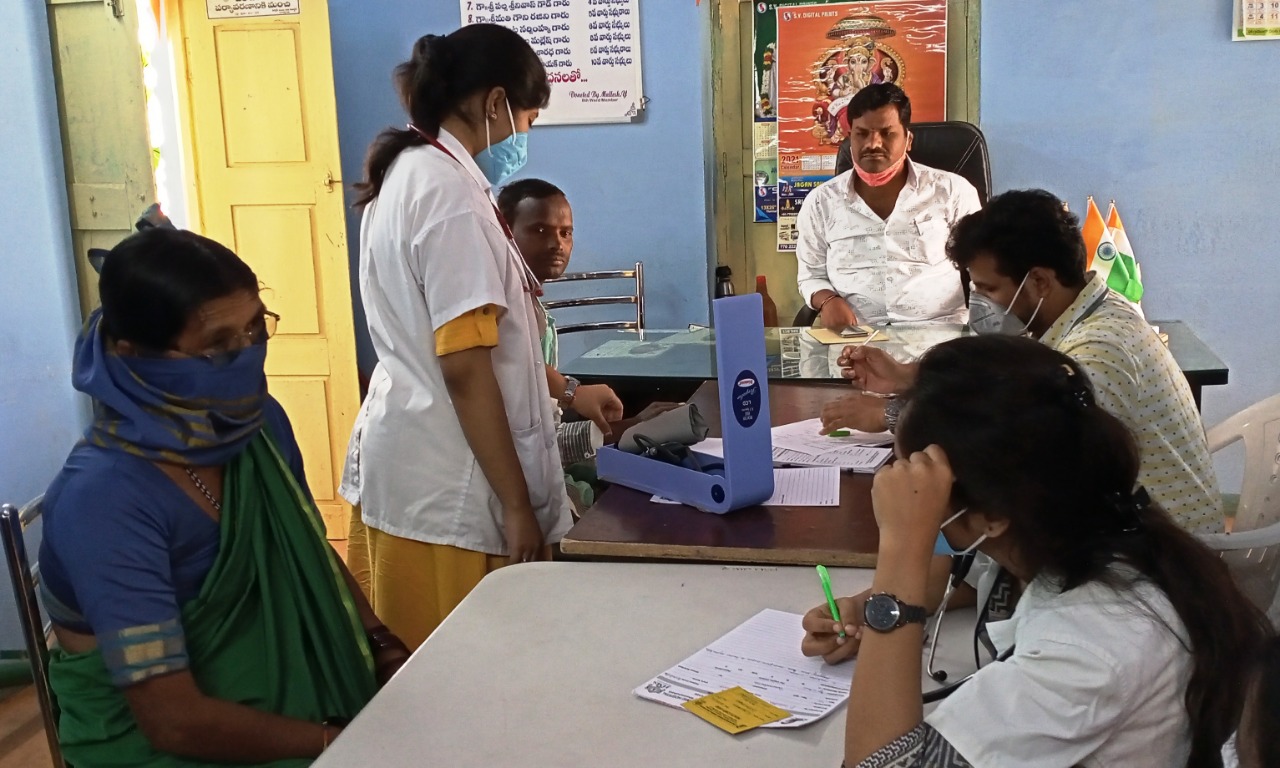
[[883, 397, 902, 433], [896, 601, 927, 625], [559, 376, 580, 408]]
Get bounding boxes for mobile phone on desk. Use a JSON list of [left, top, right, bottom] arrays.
[[839, 325, 871, 338]]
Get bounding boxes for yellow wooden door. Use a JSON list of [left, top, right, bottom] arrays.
[[168, 0, 359, 537]]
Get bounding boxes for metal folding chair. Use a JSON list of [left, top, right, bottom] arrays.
[[2, 497, 66, 768], [542, 261, 645, 333]]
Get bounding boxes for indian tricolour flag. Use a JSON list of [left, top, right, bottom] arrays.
[[1104, 201, 1144, 305], [1082, 197, 1142, 305]]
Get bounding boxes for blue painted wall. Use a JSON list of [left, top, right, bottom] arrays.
[[981, 0, 1280, 489], [0, 2, 87, 648], [327, 0, 713, 374]]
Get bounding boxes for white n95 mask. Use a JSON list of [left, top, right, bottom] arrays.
[[969, 274, 1042, 336]]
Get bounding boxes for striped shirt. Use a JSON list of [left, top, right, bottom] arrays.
[[1041, 273, 1222, 532]]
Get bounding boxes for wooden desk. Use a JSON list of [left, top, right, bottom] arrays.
[[561, 381, 881, 567], [314, 563, 976, 768]]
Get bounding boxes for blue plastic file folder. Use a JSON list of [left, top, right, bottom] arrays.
[[595, 294, 775, 513]]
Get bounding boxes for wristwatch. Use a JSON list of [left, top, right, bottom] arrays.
[[883, 397, 902, 433], [863, 592, 927, 633], [559, 376, 580, 408]]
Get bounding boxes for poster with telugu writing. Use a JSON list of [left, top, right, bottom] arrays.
[[464, 0, 645, 125], [775, 0, 946, 249]]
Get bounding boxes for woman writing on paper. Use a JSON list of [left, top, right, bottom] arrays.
[[801, 336, 1268, 767], [345, 25, 619, 649]]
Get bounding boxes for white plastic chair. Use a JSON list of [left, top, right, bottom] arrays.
[[1198, 393, 1280, 626]]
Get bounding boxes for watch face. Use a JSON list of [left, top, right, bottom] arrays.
[[864, 594, 902, 631]]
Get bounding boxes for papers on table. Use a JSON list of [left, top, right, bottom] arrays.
[[651, 467, 839, 507], [635, 608, 854, 728], [771, 417, 892, 449], [772, 446, 892, 472], [689, 419, 892, 474]]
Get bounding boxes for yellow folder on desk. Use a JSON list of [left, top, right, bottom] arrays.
[[803, 326, 889, 346]]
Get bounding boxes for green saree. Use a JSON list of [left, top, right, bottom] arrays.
[[49, 434, 377, 767]]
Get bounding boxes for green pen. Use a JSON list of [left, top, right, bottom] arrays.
[[815, 564, 846, 638], [827, 429, 851, 437]]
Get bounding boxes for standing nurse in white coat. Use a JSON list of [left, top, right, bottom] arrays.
[[345, 25, 596, 649]]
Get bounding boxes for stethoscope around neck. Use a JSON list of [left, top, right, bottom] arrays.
[[921, 553, 1015, 703]]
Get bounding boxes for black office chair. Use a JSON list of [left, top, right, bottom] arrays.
[[2, 497, 66, 768], [795, 121, 991, 326], [542, 261, 646, 333]]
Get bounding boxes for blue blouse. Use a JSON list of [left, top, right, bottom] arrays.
[[39, 397, 310, 686]]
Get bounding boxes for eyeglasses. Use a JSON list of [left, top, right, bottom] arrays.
[[182, 309, 280, 365]]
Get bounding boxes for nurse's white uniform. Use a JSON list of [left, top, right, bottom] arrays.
[[344, 128, 571, 556]]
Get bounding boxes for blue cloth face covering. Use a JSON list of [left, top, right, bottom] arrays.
[[934, 508, 989, 556], [72, 309, 268, 466], [475, 99, 529, 186]]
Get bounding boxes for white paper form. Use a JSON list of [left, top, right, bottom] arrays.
[[651, 467, 839, 506], [771, 418, 893, 452], [687, 437, 891, 474], [772, 446, 891, 473], [634, 608, 854, 727]]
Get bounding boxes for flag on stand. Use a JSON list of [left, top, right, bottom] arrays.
[[1082, 196, 1107, 270], [1103, 201, 1144, 304]]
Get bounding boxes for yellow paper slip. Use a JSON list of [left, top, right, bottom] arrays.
[[805, 327, 889, 346], [682, 686, 790, 734]]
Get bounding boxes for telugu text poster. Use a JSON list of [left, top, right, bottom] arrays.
[[464, 0, 645, 125]]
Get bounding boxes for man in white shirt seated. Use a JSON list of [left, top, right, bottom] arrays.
[[796, 84, 981, 330]]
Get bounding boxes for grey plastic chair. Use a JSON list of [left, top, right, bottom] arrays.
[[2, 497, 66, 768], [542, 261, 645, 333]]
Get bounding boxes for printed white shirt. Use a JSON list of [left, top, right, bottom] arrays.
[[795, 160, 981, 324], [1040, 273, 1223, 532], [928, 568, 1192, 767], [341, 129, 571, 555]]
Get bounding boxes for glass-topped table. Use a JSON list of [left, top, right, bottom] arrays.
[[559, 321, 1228, 408]]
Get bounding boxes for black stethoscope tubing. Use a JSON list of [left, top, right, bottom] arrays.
[[921, 553, 1015, 703]]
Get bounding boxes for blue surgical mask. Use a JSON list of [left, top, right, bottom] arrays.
[[969, 274, 1042, 336], [934, 508, 989, 556], [475, 100, 528, 186]]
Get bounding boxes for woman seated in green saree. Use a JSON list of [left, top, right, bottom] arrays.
[[39, 227, 409, 767]]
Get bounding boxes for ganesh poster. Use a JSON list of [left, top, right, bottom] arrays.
[[774, 1, 947, 250]]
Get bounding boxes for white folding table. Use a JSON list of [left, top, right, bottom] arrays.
[[315, 562, 977, 767]]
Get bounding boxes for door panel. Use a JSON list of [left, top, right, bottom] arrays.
[[170, 0, 359, 537], [46, 0, 157, 315]]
